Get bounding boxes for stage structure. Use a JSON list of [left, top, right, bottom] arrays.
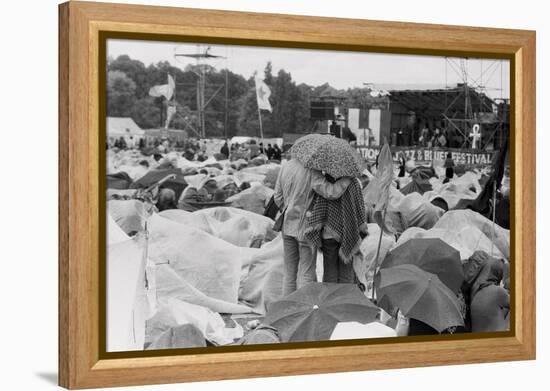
[[308, 84, 391, 146], [174, 45, 229, 139], [306, 84, 353, 142], [441, 57, 509, 150]]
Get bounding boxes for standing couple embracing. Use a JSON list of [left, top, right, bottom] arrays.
[[273, 152, 368, 297]]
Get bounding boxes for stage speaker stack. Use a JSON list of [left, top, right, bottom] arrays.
[[310, 100, 335, 120]]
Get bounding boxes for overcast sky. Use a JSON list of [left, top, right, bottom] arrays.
[[108, 39, 510, 99]]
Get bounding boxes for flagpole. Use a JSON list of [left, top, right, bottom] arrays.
[[172, 73, 176, 103], [370, 207, 387, 300], [257, 106, 265, 147], [490, 180, 497, 257], [143, 221, 149, 290], [224, 69, 230, 160]]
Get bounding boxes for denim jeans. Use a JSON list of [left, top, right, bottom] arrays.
[[282, 234, 316, 296], [321, 238, 355, 283]]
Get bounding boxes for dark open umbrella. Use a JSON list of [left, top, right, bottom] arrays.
[[375, 264, 464, 333], [107, 171, 133, 190], [131, 168, 188, 201], [380, 238, 464, 293], [264, 282, 379, 342], [411, 166, 437, 180], [290, 134, 363, 179], [400, 177, 433, 195]]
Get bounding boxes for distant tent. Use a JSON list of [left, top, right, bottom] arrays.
[[107, 117, 144, 138], [230, 136, 254, 145]]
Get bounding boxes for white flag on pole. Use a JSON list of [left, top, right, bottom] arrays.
[[255, 76, 272, 112], [149, 74, 175, 100]]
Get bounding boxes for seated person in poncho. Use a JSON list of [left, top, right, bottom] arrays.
[[461, 251, 510, 332], [177, 187, 210, 212], [157, 188, 177, 212], [304, 175, 368, 283]]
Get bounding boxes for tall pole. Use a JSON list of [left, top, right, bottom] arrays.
[[465, 83, 472, 147], [490, 180, 497, 258], [224, 69, 229, 142], [173, 73, 176, 102], [167, 73, 175, 130], [257, 106, 265, 146], [201, 68, 206, 138], [196, 78, 201, 137], [159, 97, 163, 129], [370, 208, 387, 300]]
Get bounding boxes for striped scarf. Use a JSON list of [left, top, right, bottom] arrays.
[[304, 179, 367, 264]]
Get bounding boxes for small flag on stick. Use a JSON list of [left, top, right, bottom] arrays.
[[363, 142, 394, 233]]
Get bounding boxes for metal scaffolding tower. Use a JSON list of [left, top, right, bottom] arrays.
[[174, 45, 228, 139], [443, 57, 508, 150]]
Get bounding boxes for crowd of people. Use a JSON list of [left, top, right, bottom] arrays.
[[106, 133, 510, 350], [395, 124, 464, 148], [223, 140, 283, 161]]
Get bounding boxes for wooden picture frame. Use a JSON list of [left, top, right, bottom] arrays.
[[59, 1, 536, 389]]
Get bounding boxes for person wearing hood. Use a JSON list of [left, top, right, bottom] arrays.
[[177, 186, 209, 212], [462, 251, 510, 332], [156, 188, 178, 211]]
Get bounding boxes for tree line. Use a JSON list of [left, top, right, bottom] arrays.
[[107, 54, 385, 138]]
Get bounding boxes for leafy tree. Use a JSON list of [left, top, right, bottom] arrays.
[[170, 104, 200, 137], [131, 96, 161, 129], [270, 69, 295, 136], [236, 65, 313, 137], [264, 61, 274, 85], [345, 87, 388, 109], [292, 84, 312, 133], [225, 70, 250, 137], [107, 70, 136, 116], [106, 54, 393, 138], [108, 55, 149, 98], [236, 86, 262, 137]]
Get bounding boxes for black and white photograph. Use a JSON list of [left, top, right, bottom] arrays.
[[105, 39, 511, 353]]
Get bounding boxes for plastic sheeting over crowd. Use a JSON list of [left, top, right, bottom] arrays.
[[106, 145, 510, 351]]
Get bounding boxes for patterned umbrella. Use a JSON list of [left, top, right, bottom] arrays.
[[290, 134, 364, 179], [375, 264, 464, 333], [264, 283, 379, 342]]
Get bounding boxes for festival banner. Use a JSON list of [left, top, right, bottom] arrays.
[[356, 145, 496, 166]]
